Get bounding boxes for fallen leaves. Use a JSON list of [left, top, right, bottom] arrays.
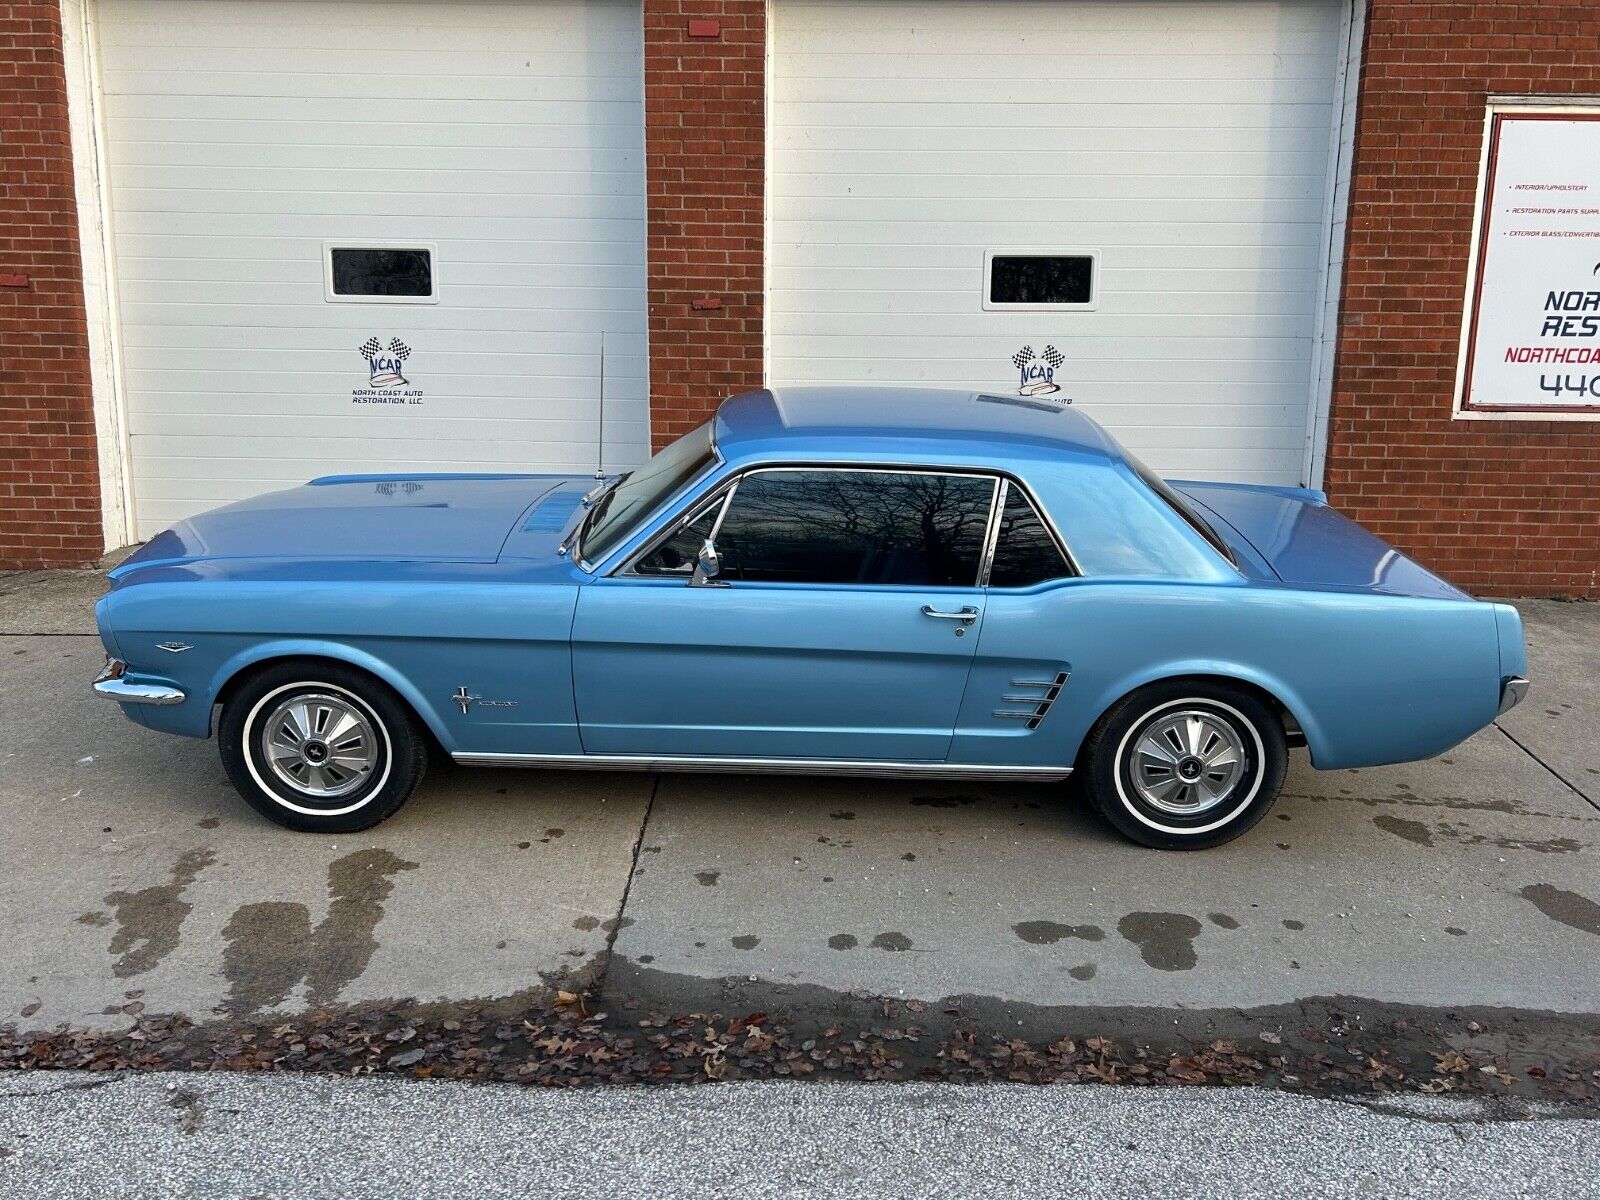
[[0, 996, 1593, 1103]]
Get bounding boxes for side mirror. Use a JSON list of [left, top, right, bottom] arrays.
[[689, 538, 726, 587]]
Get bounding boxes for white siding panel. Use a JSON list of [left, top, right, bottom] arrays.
[[98, 0, 647, 538], [769, 0, 1344, 485]]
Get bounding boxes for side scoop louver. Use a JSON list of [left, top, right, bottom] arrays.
[[993, 672, 1071, 730]]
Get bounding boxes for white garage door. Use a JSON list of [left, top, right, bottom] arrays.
[[770, 0, 1347, 484], [98, 0, 647, 537]]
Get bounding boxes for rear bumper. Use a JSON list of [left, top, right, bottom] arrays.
[[1498, 675, 1530, 715], [93, 658, 186, 706]]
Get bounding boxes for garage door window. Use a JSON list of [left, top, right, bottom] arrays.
[[984, 251, 1096, 311], [325, 245, 437, 303]]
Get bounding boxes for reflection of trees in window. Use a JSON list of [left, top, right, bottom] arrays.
[[989, 486, 1071, 587], [715, 471, 994, 586]]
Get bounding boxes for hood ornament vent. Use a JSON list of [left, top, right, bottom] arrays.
[[993, 671, 1070, 730]]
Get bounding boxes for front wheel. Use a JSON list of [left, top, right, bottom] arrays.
[[219, 661, 427, 833], [1080, 681, 1287, 850]]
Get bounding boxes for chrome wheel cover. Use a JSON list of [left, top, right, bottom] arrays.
[[1129, 708, 1247, 816], [259, 691, 378, 800]]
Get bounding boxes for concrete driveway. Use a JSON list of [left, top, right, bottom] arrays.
[[1, 570, 1596, 1054]]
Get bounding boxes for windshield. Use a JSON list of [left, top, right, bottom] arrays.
[[580, 421, 717, 564]]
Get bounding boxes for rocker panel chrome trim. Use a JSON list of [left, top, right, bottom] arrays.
[[450, 752, 1071, 782]]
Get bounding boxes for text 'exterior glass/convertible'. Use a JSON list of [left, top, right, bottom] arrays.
[[92, 388, 1530, 849]]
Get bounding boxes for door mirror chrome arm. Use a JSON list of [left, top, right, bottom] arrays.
[[920, 604, 979, 623], [689, 538, 728, 587]]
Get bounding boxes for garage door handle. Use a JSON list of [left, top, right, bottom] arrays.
[[921, 605, 978, 623]]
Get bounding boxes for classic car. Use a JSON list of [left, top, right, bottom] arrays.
[[93, 386, 1529, 849]]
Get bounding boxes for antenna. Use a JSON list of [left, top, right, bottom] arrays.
[[594, 331, 607, 480]]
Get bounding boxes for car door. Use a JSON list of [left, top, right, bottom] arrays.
[[571, 467, 998, 761], [949, 478, 1084, 767]]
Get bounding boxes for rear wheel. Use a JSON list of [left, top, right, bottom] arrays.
[[1080, 680, 1286, 850], [219, 661, 426, 833]]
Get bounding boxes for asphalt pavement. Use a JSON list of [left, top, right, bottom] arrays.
[[1, 1072, 1597, 1200]]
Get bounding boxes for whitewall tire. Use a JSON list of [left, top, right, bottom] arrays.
[[1080, 680, 1287, 850], [219, 661, 427, 833]]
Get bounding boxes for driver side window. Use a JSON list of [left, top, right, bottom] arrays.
[[711, 469, 994, 586]]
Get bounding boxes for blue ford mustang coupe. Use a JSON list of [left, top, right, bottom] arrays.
[[93, 387, 1529, 849]]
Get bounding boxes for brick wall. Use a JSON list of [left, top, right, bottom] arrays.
[[1325, 1, 1600, 599], [0, 2, 102, 569], [642, 0, 766, 450]]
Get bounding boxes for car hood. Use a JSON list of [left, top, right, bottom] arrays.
[[112, 473, 589, 578]]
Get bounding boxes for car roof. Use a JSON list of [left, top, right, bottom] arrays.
[[712, 386, 1122, 466]]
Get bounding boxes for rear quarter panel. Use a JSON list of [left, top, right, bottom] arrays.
[[955, 580, 1502, 771]]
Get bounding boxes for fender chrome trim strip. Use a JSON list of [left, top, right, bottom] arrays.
[[92, 659, 186, 706], [450, 752, 1071, 782]]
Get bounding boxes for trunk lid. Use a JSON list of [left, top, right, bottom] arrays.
[[111, 473, 577, 577], [1173, 480, 1472, 601]]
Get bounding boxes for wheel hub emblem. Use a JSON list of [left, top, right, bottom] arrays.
[[1177, 757, 1202, 781], [304, 742, 328, 764]]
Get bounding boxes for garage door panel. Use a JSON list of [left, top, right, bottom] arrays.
[[771, 0, 1342, 486], [108, 117, 645, 152], [100, 0, 647, 539]]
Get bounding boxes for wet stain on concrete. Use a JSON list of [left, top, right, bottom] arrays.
[[1460, 833, 1585, 854], [219, 901, 309, 1016], [572, 916, 600, 932], [911, 796, 976, 808], [872, 932, 913, 952], [1373, 815, 1434, 846], [1068, 963, 1097, 981], [829, 811, 856, 821], [1446, 926, 1467, 936], [730, 935, 760, 950], [517, 841, 531, 850], [540, 828, 565, 843], [1283, 919, 1305, 931], [828, 934, 858, 951], [600, 917, 633, 934], [102, 848, 216, 978], [219, 848, 418, 1016], [76, 911, 110, 927], [197, 818, 220, 830], [1207, 913, 1240, 930], [694, 871, 720, 887], [1520, 884, 1600, 938], [1117, 912, 1202, 972], [1012, 921, 1105, 946], [901, 853, 916, 862]]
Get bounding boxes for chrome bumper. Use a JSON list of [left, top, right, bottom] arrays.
[[1498, 675, 1530, 715], [93, 659, 186, 706]]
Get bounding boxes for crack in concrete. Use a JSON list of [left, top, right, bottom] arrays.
[[592, 774, 659, 991], [1495, 723, 1596, 812]]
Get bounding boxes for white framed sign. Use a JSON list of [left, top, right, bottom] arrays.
[[1454, 105, 1600, 420]]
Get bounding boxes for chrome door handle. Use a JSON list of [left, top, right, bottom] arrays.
[[921, 605, 979, 623]]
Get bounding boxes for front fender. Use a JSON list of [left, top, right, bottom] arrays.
[[204, 639, 456, 748]]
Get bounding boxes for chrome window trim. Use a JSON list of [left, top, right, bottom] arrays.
[[980, 476, 1081, 586], [575, 440, 725, 573], [451, 750, 1071, 782], [619, 479, 740, 578], [613, 463, 1005, 587]]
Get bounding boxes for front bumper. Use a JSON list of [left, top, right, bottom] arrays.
[[1498, 675, 1530, 715], [93, 658, 186, 706]]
